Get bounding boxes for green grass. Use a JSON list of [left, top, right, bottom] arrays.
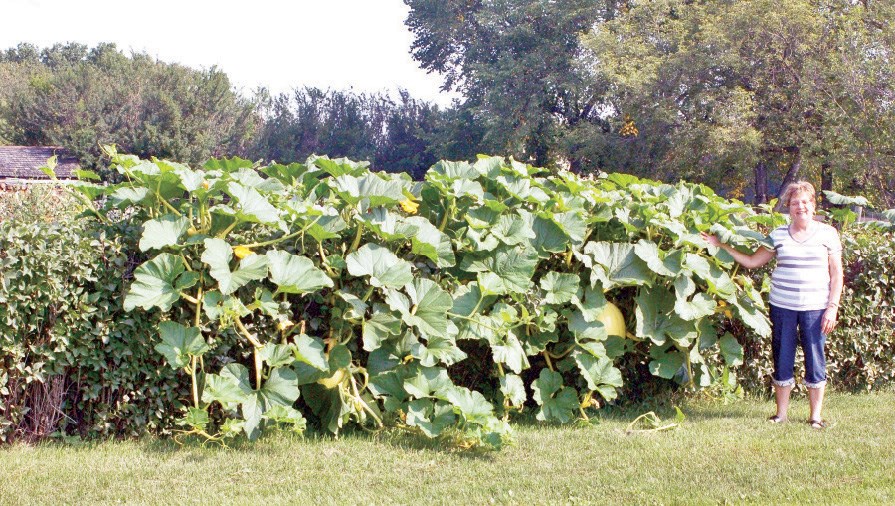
[[3, 391, 894, 505]]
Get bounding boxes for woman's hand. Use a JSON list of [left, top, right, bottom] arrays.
[[822, 306, 838, 334], [701, 231, 721, 248]]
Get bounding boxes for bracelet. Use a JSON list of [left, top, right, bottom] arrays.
[[827, 302, 839, 308]]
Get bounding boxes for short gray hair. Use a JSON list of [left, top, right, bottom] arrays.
[[780, 181, 816, 208]]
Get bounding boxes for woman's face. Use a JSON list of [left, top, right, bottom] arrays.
[[788, 191, 815, 220]]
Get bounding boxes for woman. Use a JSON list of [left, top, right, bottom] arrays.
[[701, 181, 843, 428]]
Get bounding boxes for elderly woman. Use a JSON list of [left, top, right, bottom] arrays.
[[702, 181, 843, 428]]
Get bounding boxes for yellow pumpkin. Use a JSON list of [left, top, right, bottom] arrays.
[[596, 302, 626, 338], [317, 368, 346, 389]]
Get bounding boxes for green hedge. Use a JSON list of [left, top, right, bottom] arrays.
[[0, 208, 186, 442]]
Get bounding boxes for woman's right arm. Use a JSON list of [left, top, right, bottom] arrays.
[[700, 232, 775, 269]]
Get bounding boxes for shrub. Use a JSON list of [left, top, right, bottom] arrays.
[[0, 216, 185, 442]]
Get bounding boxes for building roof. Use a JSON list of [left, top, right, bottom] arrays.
[[0, 146, 80, 180]]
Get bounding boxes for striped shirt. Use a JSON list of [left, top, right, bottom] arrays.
[[768, 222, 842, 311]]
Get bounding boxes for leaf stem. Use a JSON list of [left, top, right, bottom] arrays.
[[216, 220, 239, 239], [233, 318, 263, 349], [190, 356, 199, 407], [239, 216, 322, 249], [542, 351, 554, 371], [438, 199, 455, 232], [348, 222, 364, 254], [350, 373, 383, 428], [253, 347, 263, 391], [180, 292, 199, 305]]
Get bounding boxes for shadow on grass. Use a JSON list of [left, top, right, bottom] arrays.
[[133, 424, 498, 461]]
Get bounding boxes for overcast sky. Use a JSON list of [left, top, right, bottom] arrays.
[[1, 0, 460, 107]]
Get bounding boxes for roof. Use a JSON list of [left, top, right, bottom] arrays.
[[0, 146, 80, 180]]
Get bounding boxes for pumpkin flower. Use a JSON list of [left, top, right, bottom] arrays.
[[233, 245, 255, 259], [400, 198, 419, 214]]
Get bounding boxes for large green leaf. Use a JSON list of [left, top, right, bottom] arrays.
[[460, 244, 539, 294], [260, 343, 295, 368], [719, 333, 744, 367], [139, 214, 191, 252], [635, 286, 699, 347], [732, 296, 772, 338], [403, 278, 454, 338], [411, 334, 468, 367], [266, 250, 333, 294], [225, 182, 283, 227], [404, 216, 456, 267], [202, 363, 252, 407], [573, 351, 623, 401], [540, 271, 580, 305], [531, 216, 571, 255], [550, 211, 587, 243], [154, 321, 209, 368], [500, 374, 527, 408], [583, 242, 653, 290], [346, 243, 414, 288], [648, 346, 687, 379], [633, 240, 676, 277], [359, 207, 416, 241], [405, 398, 457, 438], [362, 308, 403, 352], [491, 330, 530, 374], [332, 173, 406, 206], [108, 186, 151, 208], [674, 292, 717, 321], [242, 366, 301, 440], [532, 369, 579, 424], [491, 214, 535, 246], [445, 386, 495, 425], [430, 160, 479, 180], [684, 253, 736, 298], [124, 253, 187, 312], [202, 238, 269, 295], [293, 334, 328, 371], [403, 366, 454, 400]]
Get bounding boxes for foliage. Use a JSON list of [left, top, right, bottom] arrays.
[[0, 216, 182, 443], [403, 0, 608, 166], [0, 184, 80, 223], [59, 148, 781, 450], [254, 87, 441, 179], [0, 43, 258, 178], [580, 0, 895, 206]]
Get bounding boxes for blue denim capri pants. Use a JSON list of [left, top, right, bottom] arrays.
[[769, 304, 827, 388]]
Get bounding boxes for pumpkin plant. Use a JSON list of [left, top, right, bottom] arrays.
[[65, 147, 775, 449]]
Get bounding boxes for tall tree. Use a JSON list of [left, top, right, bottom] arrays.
[[0, 43, 258, 176], [254, 87, 440, 179], [581, 0, 895, 206], [404, 0, 609, 167]]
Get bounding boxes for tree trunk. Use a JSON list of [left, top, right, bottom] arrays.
[[776, 146, 802, 202], [754, 160, 768, 204], [820, 161, 833, 211]]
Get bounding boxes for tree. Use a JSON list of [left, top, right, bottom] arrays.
[[580, 0, 895, 206], [404, 0, 609, 167], [254, 87, 441, 179], [0, 43, 258, 177]]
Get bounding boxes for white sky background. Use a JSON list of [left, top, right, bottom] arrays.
[[1, 0, 460, 107]]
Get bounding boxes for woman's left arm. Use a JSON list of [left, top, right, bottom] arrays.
[[823, 251, 844, 334]]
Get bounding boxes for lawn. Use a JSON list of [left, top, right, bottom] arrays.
[[2, 391, 894, 505]]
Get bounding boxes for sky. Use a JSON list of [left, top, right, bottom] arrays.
[[1, 0, 460, 107]]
